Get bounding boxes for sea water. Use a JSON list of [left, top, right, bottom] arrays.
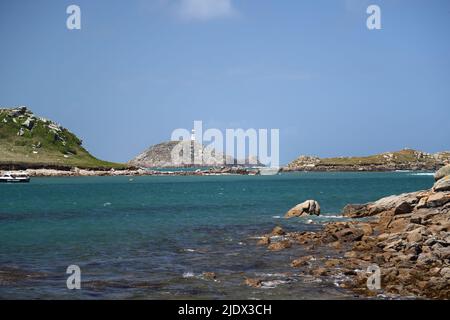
[[0, 172, 434, 299]]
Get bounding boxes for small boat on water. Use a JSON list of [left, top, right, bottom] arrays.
[[257, 167, 280, 176], [0, 172, 31, 183]]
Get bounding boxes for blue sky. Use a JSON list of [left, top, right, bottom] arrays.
[[1, 0, 449, 164]]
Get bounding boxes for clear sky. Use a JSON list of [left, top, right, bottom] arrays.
[[1, 0, 449, 165]]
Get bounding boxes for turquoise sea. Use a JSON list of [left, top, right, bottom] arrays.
[[0, 172, 435, 299]]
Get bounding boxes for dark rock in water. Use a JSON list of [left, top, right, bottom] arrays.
[[267, 240, 291, 251], [290, 255, 314, 268], [285, 200, 320, 218], [202, 272, 217, 280], [244, 278, 262, 288]]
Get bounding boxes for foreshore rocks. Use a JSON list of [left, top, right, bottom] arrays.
[[1, 166, 260, 177], [285, 200, 321, 218], [258, 171, 450, 299]]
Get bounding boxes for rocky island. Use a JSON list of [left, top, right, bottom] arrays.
[[0, 107, 258, 177], [255, 165, 450, 299], [0, 106, 127, 172], [284, 149, 450, 172]]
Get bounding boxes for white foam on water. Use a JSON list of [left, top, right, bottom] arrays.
[[321, 215, 345, 219], [260, 279, 290, 289], [254, 272, 287, 277], [409, 172, 434, 176], [182, 271, 195, 278], [272, 215, 281, 219]]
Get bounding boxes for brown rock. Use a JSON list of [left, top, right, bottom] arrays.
[[268, 240, 291, 251], [406, 227, 425, 243], [202, 272, 217, 280], [334, 228, 364, 242], [291, 255, 314, 268], [244, 278, 262, 288], [342, 204, 369, 218], [324, 259, 341, 268], [271, 226, 286, 236], [257, 236, 271, 245], [426, 192, 450, 207], [433, 176, 450, 192], [394, 201, 413, 215], [285, 200, 320, 218], [434, 165, 450, 181], [311, 267, 328, 276]]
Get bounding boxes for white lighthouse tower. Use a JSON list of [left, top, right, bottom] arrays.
[[190, 128, 195, 165]]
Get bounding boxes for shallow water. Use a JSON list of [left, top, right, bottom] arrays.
[[0, 172, 434, 299]]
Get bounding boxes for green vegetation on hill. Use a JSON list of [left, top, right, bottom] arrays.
[[286, 149, 450, 171], [0, 107, 127, 170]]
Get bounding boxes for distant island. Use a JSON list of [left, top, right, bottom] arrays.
[[0, 106, 127, 171], [284, 149, 450, 172], [1, 106, 449, 176]]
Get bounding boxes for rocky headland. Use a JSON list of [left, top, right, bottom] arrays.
[[0, 106, 127, 171], [255, 165, 450, 299], [284, 149, 450, 172]]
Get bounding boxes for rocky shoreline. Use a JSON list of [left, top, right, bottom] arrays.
[[254, 165, 450, 299], [283, 149, 450, 172], [2, 166, 260, 177]]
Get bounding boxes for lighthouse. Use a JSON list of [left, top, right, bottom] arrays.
[[190, 128, 195, 165]]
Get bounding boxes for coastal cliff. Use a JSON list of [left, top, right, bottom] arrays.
[[0, 106, 127, 171], [284, 149, 450, 172]]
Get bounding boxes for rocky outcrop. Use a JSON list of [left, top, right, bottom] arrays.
[[258, 170, 450, 299], [284, 149, 450, 172], [433, 176, 450, 192], [435, 164, 450, 181], [342, 191, 423, 218], [0, 106, 126, 170], [285, 200, 321, 218], [129, 141, 264, 168]]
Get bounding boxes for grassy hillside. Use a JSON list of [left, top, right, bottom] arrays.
[[0, 107, 127, 170], [287, 149, 450, 170]]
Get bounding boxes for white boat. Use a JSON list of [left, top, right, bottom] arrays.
[[0, 172, 31, 183], [257, 167, 280, 176]]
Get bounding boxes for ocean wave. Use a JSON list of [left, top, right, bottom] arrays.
[[409, 172, 434, 176]]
